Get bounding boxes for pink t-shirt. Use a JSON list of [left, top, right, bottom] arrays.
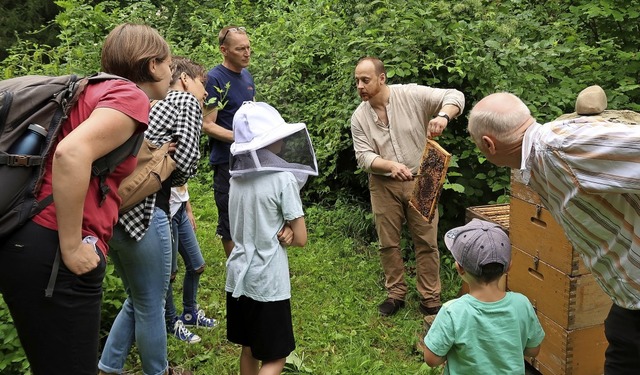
[[32, 79, 149, 255]]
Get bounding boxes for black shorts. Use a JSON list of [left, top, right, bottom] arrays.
[[212, 163, 231, 240], [226, 292, 295, 361]]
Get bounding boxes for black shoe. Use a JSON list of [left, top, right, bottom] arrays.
[[378, 298, 405, 316], [419, 303, 441, 316]]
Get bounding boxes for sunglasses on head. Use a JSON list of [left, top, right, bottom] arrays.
[[220, 27, 246, 45]]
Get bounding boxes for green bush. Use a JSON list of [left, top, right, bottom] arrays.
[[0, 296, 29, 374], [2, 0, 639, 371], [4, 0, 640, 220]]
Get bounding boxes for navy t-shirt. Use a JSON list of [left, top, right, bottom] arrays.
[[205, 64, 255, 166]]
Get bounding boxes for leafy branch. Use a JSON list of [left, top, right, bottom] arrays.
[[203, 81, 230, 118]]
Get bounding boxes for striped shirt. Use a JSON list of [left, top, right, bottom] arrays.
[[520, 117, 640, 309]]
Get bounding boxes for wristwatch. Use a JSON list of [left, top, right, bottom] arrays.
[[436, 111, 450, 123]]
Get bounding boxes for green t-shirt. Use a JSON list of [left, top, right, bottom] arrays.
[[424, 292, 545, 375]]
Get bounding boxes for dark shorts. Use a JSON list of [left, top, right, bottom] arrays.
[[226, 292, 295, 361], [212, 163, 231, 241]]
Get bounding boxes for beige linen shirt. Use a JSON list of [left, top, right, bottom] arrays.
[[350, 84, 464, 174]]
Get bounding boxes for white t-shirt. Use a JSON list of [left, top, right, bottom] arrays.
[[169, 185, 189, 218], [225, 171, 304, 302]]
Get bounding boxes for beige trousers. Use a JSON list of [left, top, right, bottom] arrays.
[[369, 174, 441, 307]]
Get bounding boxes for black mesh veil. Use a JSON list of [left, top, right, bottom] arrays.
[[230, 128, 318, 189]]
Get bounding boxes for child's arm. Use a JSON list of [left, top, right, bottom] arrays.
[[423, 346, 446, 367], [185, 200, 197, 231], [524, 345, 541, 358], [277, 223, 292, 245], [288, 216, 307, 247]]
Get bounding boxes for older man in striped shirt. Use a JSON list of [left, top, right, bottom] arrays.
[[468, 92, 640, 375]]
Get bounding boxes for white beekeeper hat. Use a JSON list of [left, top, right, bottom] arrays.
[[231, 101, 307, 155], [229, 101, 318, 188]]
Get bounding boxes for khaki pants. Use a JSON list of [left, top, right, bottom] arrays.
[[369, 174, 441, 307]]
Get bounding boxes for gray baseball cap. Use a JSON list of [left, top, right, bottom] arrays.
[[444, 218, 511, 276]]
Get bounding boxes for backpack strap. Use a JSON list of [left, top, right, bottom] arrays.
[[44, 247, 61, 298], [92, 132, 145, 205], [83, 73, 142, 204], [0, 154, 44, 167], [31, 132, 144, 213]]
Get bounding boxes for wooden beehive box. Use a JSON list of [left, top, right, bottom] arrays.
[[465, 203, 510, 234], [509, 246, 611, 330], [510, 169, 609, 374], [510, 197, 590, 276], [510, 169, 543, 205], [526, 311, 607, 375]]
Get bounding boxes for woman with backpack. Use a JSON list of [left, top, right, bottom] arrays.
[[0, 23, 172, 375]]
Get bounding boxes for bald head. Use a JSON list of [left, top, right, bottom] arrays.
[[356, 56, 386, 76], [468, 92, 531, 146], [355, 57, 388, 103], [474, 93, 524, 114]]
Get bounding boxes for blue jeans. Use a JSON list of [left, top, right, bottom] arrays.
[[98, 207, 172, 375], [166, 202, 206, 322]]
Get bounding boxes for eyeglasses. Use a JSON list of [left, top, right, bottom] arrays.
[[220, 27, 246, 45]]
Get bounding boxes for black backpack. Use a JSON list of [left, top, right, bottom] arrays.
[[0, 73, 143, 240]]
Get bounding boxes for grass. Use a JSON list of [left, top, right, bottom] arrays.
[[138, 178, 459, 374]]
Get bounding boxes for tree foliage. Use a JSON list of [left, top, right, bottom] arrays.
[[0, 0, 60, 61], [3, 0, 639, 208], [1, 1, 639, 370]]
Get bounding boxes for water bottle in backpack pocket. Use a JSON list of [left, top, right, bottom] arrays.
[[0, 124, 48, 227], [7, 123, 47, 155]]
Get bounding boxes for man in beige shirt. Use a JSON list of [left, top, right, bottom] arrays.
[[350, 57, 465, 317]]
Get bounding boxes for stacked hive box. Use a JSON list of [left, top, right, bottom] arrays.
[[509, 170, 611, 375]]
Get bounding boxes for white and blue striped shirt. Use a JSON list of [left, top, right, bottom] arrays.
[[520, 117, 640, 309]]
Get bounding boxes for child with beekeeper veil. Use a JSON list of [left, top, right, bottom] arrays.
[[225, 101, 318, 375]]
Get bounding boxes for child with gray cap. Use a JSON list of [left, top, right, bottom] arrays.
[[423, 219, 544, 374], [225, 101, 318, 374]]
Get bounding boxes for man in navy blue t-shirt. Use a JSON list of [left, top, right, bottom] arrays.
[[203, 25, 256, 257]]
